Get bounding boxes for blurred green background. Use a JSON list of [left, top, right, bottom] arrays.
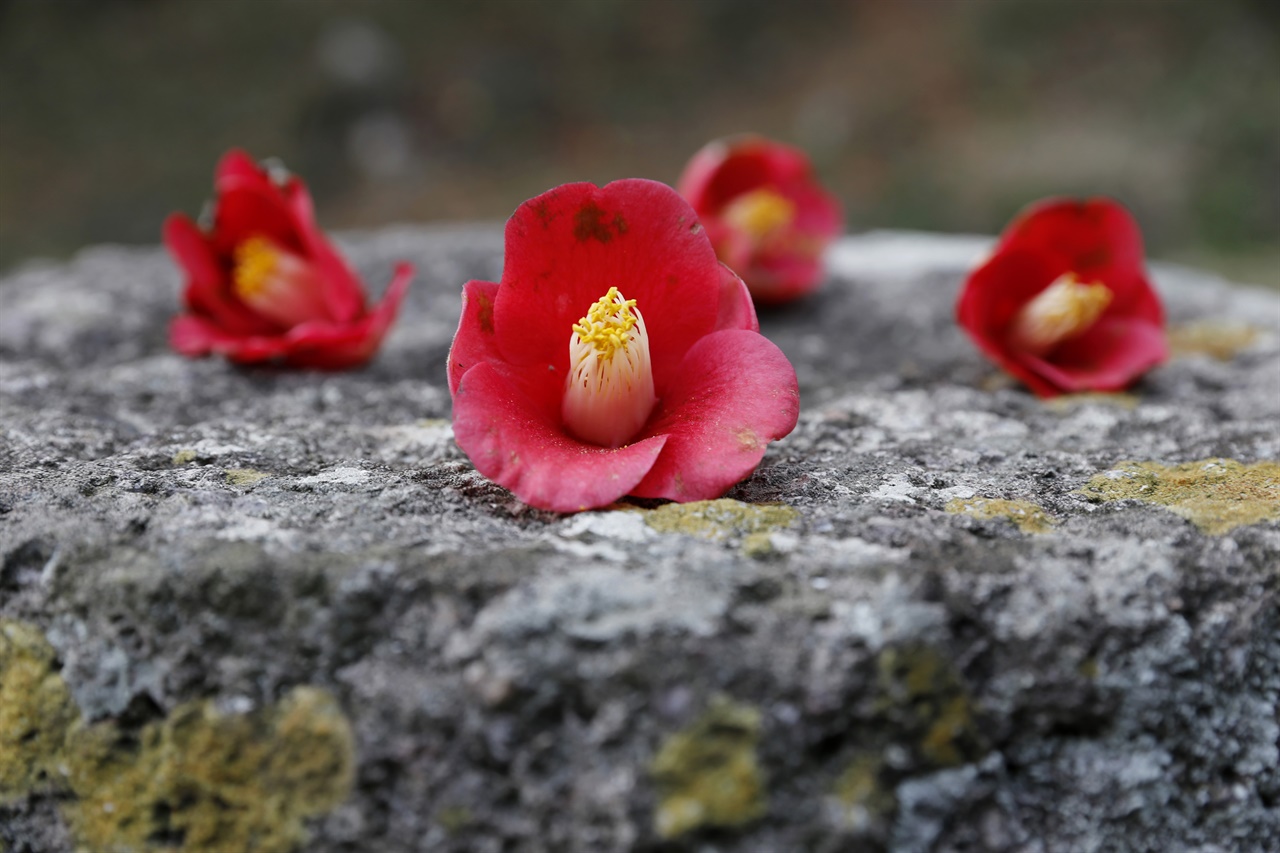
[[1, 0, 1276, 285]]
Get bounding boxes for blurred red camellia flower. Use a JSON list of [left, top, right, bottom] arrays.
[[956, 198, 1168, 398], [164, 149, 413, 369], [447, 179, 800, 513], [677, 135, 843, 304]]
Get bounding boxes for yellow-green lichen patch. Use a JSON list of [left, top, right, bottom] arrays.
[[172, 449, 198, 466], [0, 621, 79, 799], [740, 532, 776, 559], [1045, 392, 1139, 411], [1169, 322, 1259, 361], [64, 686, 354, 853], [875, 646, 985, 769], [650, 696, 766, 838], [435, 806, 473, 834], [1078, 458, 1280, 535], [945, 497, 1056, 534], [225, 468, 270, 487], [645, 499, 798, 543], [830, 753, 895, 833]]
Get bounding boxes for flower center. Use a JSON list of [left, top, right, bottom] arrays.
[[231, 236, 329, 327], [1009, 273, 1113, 355], [562, 286, 657, 448], [722, 188, 795, 243]]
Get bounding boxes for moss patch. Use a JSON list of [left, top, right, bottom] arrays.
[[0, 621, 78, 799], [650, 696, 766, 838], [0, 619, 353, 852], [1169, 322, 1259, 360], [1078, 458, 1280, 535], [645, 499, 798, 542], [945, 497, 1056, 534], [225, 468, 270, 487]]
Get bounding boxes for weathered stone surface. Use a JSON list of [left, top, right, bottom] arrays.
[[1, 226, 1278, 852]]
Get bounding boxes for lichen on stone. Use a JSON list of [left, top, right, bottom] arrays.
[[830, 753, 895, 833], [650, 695, 766, 838], [644, 498, 798, 542], [875, 645, 985, 769], [1169, 321, 1259, 361], [0, 619, 352, 853], [225, 468, 270, 487], [945, 496, 1056, 534], [171, 449, 198, 466], [1078, 458, 1280, 535], [0, 620, 78, 799], [64, 686, 354, 853]]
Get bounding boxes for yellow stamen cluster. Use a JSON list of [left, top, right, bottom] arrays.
[[722, 188, 796, 242], [562, 286, 656, 448], [232, 237, 278, 301], [571, 286, 640, 362], [1010, 273, 1113, 355]]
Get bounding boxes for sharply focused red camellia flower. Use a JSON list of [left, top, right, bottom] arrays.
[[447, 179, 801, 513], [164, 149, 413, 369], [956, 198, 1169, 398], [677, 135, 843, 304]]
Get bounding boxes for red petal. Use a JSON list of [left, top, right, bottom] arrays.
[[714, 264, 758, 332], [211, 183, 304, 257], [631, 329, 799, 501], [678, 136, 815, 213], [280, 261, 413, 369], [215, 149, 267, 188], [1024, 316, 1169, 394], [452, 362, 668, 512], [170, 262, 412, 370], [956, 249, 1060, 341], [996, 198, 1145, 286], [493, 180, 721, 396], [448, 280, 502, 394], [163, 214, 279, 337], [283, 177, 368, 324]]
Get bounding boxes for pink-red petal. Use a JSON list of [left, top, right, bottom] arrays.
[[996, 198, 1145, 288], [1023, 316, 1169, 395], [282, 178, 368, 324], [631, 329, 799, 501], [452, 362, 668, 512], [493, 180, 722, 396], [714, 264, 759, 333], [163, 214, 280, 337], [448, 280, 503, 395], [679, 136, 815, 213]]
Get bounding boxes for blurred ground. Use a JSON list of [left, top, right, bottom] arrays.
[[1, 0, 1277, 286]]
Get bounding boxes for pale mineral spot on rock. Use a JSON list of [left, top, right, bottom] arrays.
[[1078, 458, 1280, 535]]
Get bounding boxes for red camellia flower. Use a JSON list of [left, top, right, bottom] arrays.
[[677, 135, 843, 304], [956, 198, 1169, 398], [447, 179, 801, 513], [164, 149, 413, 369]]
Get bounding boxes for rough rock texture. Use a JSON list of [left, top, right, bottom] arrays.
[[1, 226, 1278, 852]]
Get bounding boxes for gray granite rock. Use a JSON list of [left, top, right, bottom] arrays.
[[1, 226, 1278, 852]]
